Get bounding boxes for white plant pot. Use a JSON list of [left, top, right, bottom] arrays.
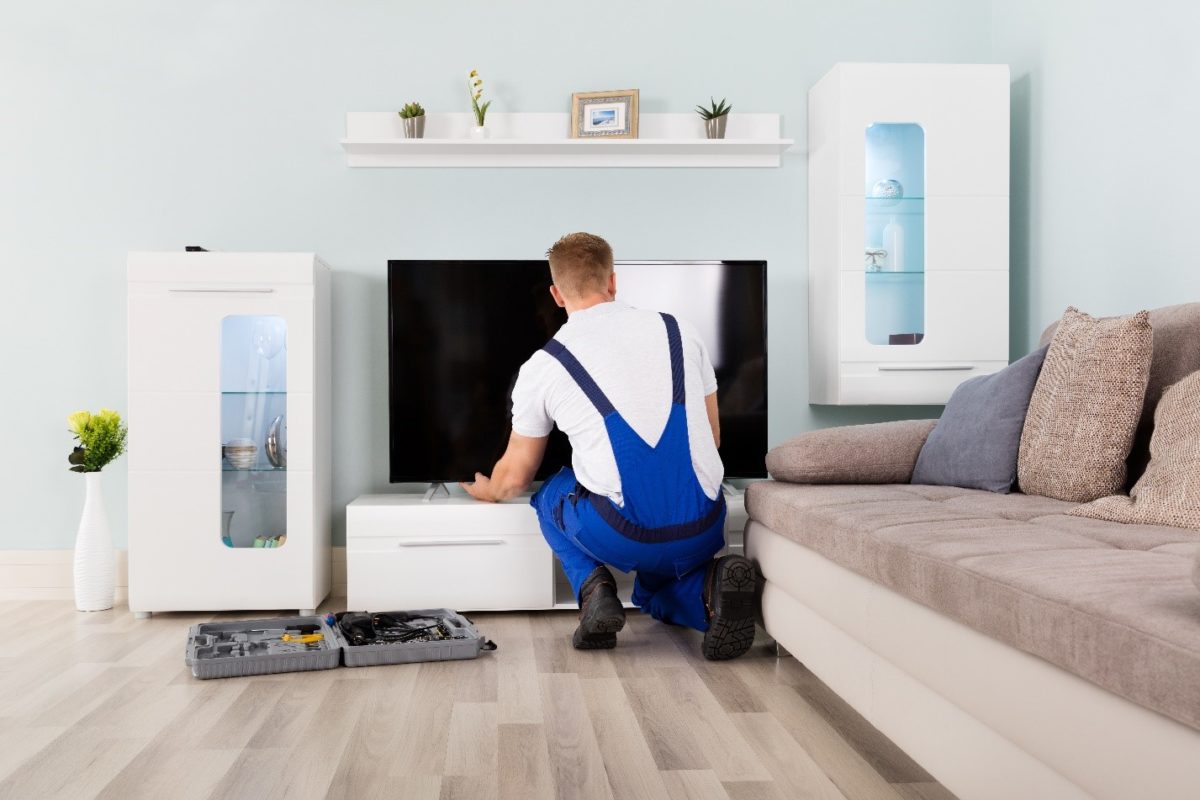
[[74, 472, 115, 611], [470, 125, 490, 140]]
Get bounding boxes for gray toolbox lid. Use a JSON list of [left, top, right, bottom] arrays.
[[334, 609, 496, 668]]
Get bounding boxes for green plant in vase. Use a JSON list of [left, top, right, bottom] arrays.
[[65, 408, 128, 612], [67, 408, 128, 473], [398, 101, 426, 139], [696, 97, 732, 139], [468, 69, 492, 139]]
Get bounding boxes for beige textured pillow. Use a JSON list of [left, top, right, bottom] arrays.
[[766, 419, 937, 484], [1071, 370, 1200, 530], [1017, 307, 1153, 502]]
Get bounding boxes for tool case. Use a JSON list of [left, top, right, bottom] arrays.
[[335, 609, 493, 667], [184, 609, 494, 679], [185, 615, 342, 680]]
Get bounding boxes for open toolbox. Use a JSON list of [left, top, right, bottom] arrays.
[[184, 609, 495, 679]]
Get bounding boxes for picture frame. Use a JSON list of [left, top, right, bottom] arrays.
[[570, 89, 639, 139]]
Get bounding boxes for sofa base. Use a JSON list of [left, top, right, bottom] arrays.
[[747, 522, 1200, 800]]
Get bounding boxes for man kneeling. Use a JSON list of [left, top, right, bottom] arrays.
[[462, 232, 757, 660]]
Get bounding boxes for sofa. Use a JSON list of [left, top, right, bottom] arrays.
[[745, 303, 1200, 800]]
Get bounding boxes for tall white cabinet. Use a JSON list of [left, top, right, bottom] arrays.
[[127, 252, 331, 616], [808, 63, 1010, 405]]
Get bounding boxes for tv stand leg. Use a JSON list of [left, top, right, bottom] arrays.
[[422, 482, 451, 502]]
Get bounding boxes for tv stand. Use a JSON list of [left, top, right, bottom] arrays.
[[346, 486, 748, 611]]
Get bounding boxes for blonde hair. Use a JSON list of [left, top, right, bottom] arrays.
[[546, 232, 613, 297]]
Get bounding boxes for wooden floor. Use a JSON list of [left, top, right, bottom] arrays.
[[0, 599, 954, 800]]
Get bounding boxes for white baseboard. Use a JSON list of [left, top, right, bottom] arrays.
[[0, 547, 348, 602]]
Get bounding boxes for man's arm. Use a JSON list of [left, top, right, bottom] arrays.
[[461, 431, 549, 502], [705, 391, 720, 449]]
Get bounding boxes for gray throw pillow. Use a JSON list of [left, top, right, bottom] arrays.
[[912, 346, 1049, 493]]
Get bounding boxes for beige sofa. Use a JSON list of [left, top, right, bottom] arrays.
[[746, 303, 1200, 800]]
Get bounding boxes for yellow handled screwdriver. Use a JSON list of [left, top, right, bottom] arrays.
[[281, 632, 324, 644]]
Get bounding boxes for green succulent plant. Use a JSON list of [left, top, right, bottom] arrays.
[[398, 102, 426, 119], [695, 97, 732, 120]]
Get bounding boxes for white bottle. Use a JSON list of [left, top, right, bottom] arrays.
[[883, 217, 904, 271]]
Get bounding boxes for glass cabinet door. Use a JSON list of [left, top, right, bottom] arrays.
[[864, 122, 925, 346], [220, 315, 288, 548]]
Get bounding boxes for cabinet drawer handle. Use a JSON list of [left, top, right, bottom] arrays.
[[168, 288, 275, 294], [878, 364, 975, 372], [397, 538, 506, 547]]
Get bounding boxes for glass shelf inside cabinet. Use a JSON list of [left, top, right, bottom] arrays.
[[865, 122, 925, 346], [220, 315, 289, 549]]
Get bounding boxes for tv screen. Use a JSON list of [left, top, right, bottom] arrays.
[[388, 260, 767, 483]]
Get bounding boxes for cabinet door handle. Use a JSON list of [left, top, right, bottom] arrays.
[[397, 538, 506, 548], [168, 288, 275, 294], [878, 364, 975, 372]]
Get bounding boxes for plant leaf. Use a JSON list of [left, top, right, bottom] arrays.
[[69, 465, 87, 473]]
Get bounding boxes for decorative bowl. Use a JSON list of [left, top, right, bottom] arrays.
[[223, 439, 257, 470], [871, 179, 904, 207]]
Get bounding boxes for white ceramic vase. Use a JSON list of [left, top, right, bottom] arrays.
[[470, 125, 490, 140], [74, 472, 115, 612]]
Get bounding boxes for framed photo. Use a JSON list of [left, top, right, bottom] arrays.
[[571, 89, 639, 139]]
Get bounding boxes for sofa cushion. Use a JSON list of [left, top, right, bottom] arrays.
[[1039, 302, 1200, 487], [1019, 307, 1153, 502], [913, 346, 1047, 493], [765, 419, 936, 484], [1070, 370, 1200, 531], [745, 481, 1200, 731]]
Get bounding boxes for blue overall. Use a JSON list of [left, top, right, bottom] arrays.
[[530, 312, 726, 632]]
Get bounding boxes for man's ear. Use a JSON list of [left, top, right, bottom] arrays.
[[608, 271, 617, 298], [549, 284, 567, 308]]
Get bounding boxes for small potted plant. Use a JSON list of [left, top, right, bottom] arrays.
[[696, 97, 732, 140], [468, 69, 492, 139], [66, 408, 128, 611], [398, 101, 426, 139]]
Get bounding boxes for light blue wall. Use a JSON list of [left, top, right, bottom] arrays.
[[2, 1, 992, 548], [992, 0, 1200, 354]]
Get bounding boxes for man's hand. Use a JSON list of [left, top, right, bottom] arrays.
[[460, 472, 495, 502], [460, 432, 549, 503]]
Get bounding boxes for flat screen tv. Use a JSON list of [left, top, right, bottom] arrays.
[[388, 260, 767, 483]]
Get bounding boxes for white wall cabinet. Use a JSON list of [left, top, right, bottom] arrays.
[[808, 63, 1010, 405], [127, 252, 332, 616]]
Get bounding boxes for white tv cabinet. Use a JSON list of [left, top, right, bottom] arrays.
[[126, 252, 332, 617], [346, 488, 748, 611], [808, 63, 1010, 405]]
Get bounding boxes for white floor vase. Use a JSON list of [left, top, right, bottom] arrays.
[[74, 472, 115, 611]]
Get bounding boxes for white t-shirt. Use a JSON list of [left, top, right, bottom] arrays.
[[511, 300, 723, 505]]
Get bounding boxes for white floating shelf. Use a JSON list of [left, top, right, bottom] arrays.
[[341, 112, 794, 168]]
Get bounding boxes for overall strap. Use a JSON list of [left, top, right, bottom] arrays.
[[659, 312, 685, 406], [542, 339, 616, 417]]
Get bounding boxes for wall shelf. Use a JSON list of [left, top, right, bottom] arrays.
[[341, 112, 794, 168]]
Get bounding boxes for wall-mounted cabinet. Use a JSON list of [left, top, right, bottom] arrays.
[[808, 63, 1010, 405], [127, 252, 331, 616]]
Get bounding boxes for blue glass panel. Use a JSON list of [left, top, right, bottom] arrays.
[[220, 315, 288, 549], [865, 123, 925, 345]]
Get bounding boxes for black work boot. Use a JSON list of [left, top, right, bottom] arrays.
[[573, 566, 626, 650], [701, 555, 758, 660]]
